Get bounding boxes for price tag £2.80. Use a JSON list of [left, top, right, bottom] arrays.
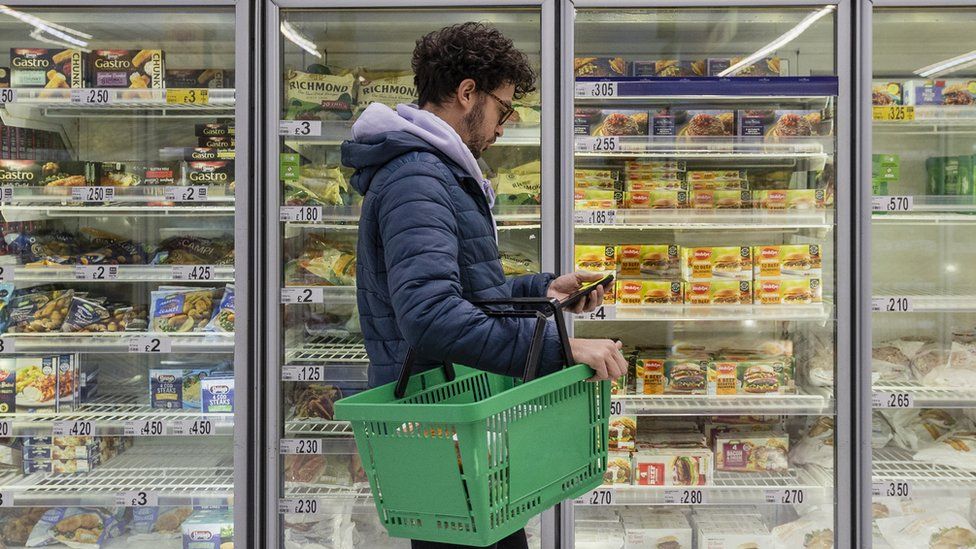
[[663, 488, 707, 505]]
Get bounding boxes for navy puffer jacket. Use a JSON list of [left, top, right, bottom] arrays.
[[341, 131, 565, 388]]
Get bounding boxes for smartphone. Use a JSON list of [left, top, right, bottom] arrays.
[[560, 274, 614, 308]]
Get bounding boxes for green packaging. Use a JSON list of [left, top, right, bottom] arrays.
[[927, 155, 975, 196], [872, 154, 900, 182]]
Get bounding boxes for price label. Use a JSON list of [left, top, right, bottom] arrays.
[[172, 419, 214, 436], [53, 420, 94, 437], [873, 105, 915, 122], [279, 120, 322, 137], [609, 399, 626, 416], [872, 195, 913, 212], [280, 205, 323, 223], [873, 392, 914, 409], [116, 491, 158, 507], [127, 336, 172, 354], [282, 364, 325, 382], [873, 481, 912, 498], [279, 498, 321, 515], [0, 187, 13, 203], [574, 209, 617, 225], [281, 287, 324, 304], [165, 88, 209, 105], [0, 89, 16, 104], [663, 488, 707, 505], [71, 186, 115, 202], [575, 81, 618, 98], [71, 88, 111, 105], [0, 421, 11, 437], [0, 338, 14, 355], [576, 136, 620, 153], [574, 488, 614, 506], [74, 265, 118, 281], [575, 305, 616, 321], [164, 186, 209, 202], [124, 419, 165, 436], [280, 438, 323, 455], [171, 265, 216, 281], [0, 492, 10, 508], [0, 265, 14, 282], [872, 296, 914, 313], [765, 488, 806, 505]]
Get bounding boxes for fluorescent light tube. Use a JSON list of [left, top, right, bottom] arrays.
[[718, 6, 835, 77], [916, 50, 976, 78], [281, 21, 322, 59]]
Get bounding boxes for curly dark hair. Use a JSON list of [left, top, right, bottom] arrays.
[[412, 22, 536, 108]]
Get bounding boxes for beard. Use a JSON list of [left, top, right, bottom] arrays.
[[462, 99, 490, 159]]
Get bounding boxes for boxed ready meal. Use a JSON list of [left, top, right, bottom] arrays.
[[181, 509, 233, 549], [150, 369, 183, 409], [696, 516, 774, 549], [631, 59, 704, 77], [690, 189, 749, 209], [201, 375, 234, 413], [664, 359, 707, 395], [624, 160, 686, 174], [904, 79, 976, 106], [198, 136, 235, 149], [186, 160, 234, 187], [739, 109, 825, 138], [623, 511, 692, 549], [753, 189, 826, 210], [0, 159, 42, 186], [195, 123, 234, 138], [635, 358, 665, 395], [616, 244, 680, 278], [622, 189, 688, 209], [616, 279, 683, 305], [10, 48, 84, 88], [633, 445, 712, 486], [707, 359, 796, 395], [727, 55, 783, 77], [0, 359, 13, 413], [873, 81, 903, 106], [574, 188, 617, 209], [751, 244, 822, 278], [165, 68, 233, 88], [681, 246, 752, 281], [656, 109, 734, 138], [753, 278, 822, 305], [88, 49, 164, 88], [575, 108, 648, 136], [714, 431, 789, 473], [609, 416, 636, 450], [574, 57, 629, 78], [686, 170, 747, 190], [603, 451, 633, 485], [0, 67, 8, 88]]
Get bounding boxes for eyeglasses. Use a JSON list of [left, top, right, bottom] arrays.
[[484, 90, 516, 126]]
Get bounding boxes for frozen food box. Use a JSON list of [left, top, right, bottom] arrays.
[[696, 516, 774, 549], [0, 441, 22, 470], [706, 58, 732, 75], [708, 359, 796, 395], [197, 136, 235, 149], [739, 109, 824, 137], [575, 108, 649, 136], [610, 371, 627, 396], [356, 70, 417, 111], [624, 176, 685, 192], [681, 246, 752, 281], [925, 155, 975, 196], [873, 81, 903, 106], [631, 59, 704, 77], [574, 57, 629, 78], [609, 416, 636, 451], [89, 49, 164, 88], [283, 69, 357, 121], [752, 244, 823, 278], [0, 67, 9, 88], [690, 189, 750, 209], [904, 79, 976, 106], [180, 147, 235, 162], [714, 431, 789, 473], [195, 123, 234, 138], [15, 356, 62, 413], [727, 55, 783, 77], [635, 358, 665, 395], [181, 509, 233, 549], [494, 171, 540, 205], [753, 278, 822, 305], [99, 162, 181, 186], [150, 369, 183, 409], [623, 190, 688, 209], [0, 360, 13, 413], [618, 244, 680, 278], [603, 451, 634, 485], [574, 188, 617, 209], [574, 245, 616, 304], [9, 48, 84, 88], [872, 153, 900, 181], [623, 510, 693, 549], [165, 68, 234, 88], [186, 161, 234, 187], [684, 280, 753, 305], [663, 359, 707, 395], [624, 159, 686, 174], [0, 159, 42, 186], [673, 109, 735, 137], [686, 170, 747, 190], [575, 168, 620, 191], [616, 279, 683, 305], [201, 375, 234, 413], [633, 446, 712, 486], [753, 189, 826, 210]]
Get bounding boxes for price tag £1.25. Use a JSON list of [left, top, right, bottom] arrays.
[[281, 365, 325, 382]]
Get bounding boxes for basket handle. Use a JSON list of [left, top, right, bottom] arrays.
[[393, 297, 574, 399]]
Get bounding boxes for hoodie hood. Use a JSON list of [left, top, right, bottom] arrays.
[[342, 103, 495, 208]]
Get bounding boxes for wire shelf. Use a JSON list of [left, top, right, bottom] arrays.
[[615, 393, 831, 416], [873, 381, 976, 408], [285, 334, 369, 365], [873, 447, 976, 491]]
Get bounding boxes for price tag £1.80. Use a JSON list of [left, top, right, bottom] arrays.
[[279, 206, 323, 223]]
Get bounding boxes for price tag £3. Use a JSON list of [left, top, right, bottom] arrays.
[[278, 120, 322, 137], [117, 491, 158, 507], [165, 89, 209, 105]]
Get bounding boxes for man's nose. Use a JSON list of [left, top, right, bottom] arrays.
[[495, 125, 504, 138]]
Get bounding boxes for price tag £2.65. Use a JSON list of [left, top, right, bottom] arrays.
[[873, 391, 914, 409]]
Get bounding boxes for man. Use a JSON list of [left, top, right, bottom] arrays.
[[341, 22, 628, 549]]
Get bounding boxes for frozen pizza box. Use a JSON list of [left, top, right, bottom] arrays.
[[575, 108, 649, 136], [574, 57, 629, 78]]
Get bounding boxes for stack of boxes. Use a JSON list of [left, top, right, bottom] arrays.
[[22, 435, 132, 475]]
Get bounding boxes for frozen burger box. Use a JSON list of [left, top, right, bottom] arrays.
[[904, 79, 976, 106], [635, 358, 665, 395], [753, 189, 826, 210], [696, 516, 773, 549], [684, 280, 752, 305], [663, 359, 707, 395], [622, 190, 688, 209], [681, 246, 752, 281], [10, 48, 84, 88], [623, 507, 693, 549], [714, 431, 789, 473], [708, 359, 796, 396], [686, 170, 746, 190], [616, 244, 680, 278], [616, 279, 683, 306], [690, 189, 750, 209], [609, 416, 637, 451], [752, 244, 823, 278], [603, 450, 633, 485], [753, 278, 822, 305], [632, 445, 712, 486], [574, 188, 618, 209], [873, 81, 903, 106]]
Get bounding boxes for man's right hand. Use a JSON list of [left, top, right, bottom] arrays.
[[569, 338, 628, 382]]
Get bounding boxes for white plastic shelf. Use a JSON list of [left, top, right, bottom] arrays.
[[575, 209, 832, 230], [0, 332, 234, 353], [285, 334, 369, 366], [284, 419, 354, 438], [1, 204, 235, 218], [3, 88, 235, 118], [873, 447, 976, 494], [283, 121, 539, 147], [874, 105, 976, 133], [575, 303, 832, 322], [872, 286, 976, 312], [872, 196, 976, 224], [282, 205, 539, 228], [574, 136, 831, 163], [8, 264, 234, 283], [873, 381, 976, 408], [614, 393, 831, 416], [281, 485, 374, 508]]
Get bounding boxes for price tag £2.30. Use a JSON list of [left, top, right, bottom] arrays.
[[279, 498, 321, 515], [280, 438, 323, 455]]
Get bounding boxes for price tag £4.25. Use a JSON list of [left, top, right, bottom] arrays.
[[171, 265, 216, 281]]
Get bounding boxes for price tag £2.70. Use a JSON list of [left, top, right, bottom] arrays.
[[574, 488, 614, 506], [765, 488, 806, 505], [278, 120, 322, 137], [116, 491, 158, 507]]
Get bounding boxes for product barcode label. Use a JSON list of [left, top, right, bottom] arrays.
[[117, 491, 158, 507], [281, 365, 325, 382], [765, 488, 806, 505], [872, 195, 913, 212], [171, 419, 214, 436], [0, 338, 14, 354], [279, 498, 321, 515], [128, 336, 171, 353], [0, 265, 14, 282], [574, 488, 614, 506], [0, 492, 11, 508], [75, 265, 118, 281], [576, 136, 620, 154], [574, 209, 617, 225], [71, 186, 115, 202], [873, 481, 911, 498], [71, 88, 111, 105], [124, 419, 166, 436], [279, 120, 322, 137], [0, 187, 13, 202], [0, 421, 11, 437], [281, 287, 324, 304], [280, 438, 323, 455], [165, 186, 209, 202], [872, 296, 914, 313], [873, 392, 914, 409], [575, 305, 616, 321], [171, 265, 216, 281], [53, 420, 94, 437], [280, 206, 323, 223], [575, 81, 618, 98], [0, 89, 16, 104], [663, 488, 707, 505]]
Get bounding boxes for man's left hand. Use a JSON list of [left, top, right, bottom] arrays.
[[547, 271, 607, 314]]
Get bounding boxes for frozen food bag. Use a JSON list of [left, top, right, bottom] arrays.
[[149, 288, 216, 332], [789, 416, 834, 468], [26, 506, 124, 548], [283, 68, 356, 121], [771, 508, 834, 549], [883, 408, 965, 451], [877, 511, 976, 549], [205, 285, 234, 333]]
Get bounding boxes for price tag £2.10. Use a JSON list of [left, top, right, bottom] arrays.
[[872, 296, 914, 313]]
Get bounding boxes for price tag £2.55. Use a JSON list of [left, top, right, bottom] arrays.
[[576, 136, 620, 153]]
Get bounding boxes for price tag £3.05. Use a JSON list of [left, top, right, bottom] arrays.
[[575, 81, 618, 98]]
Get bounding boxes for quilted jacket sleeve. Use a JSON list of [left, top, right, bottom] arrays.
[[506, 273, 556, 298], [377, 164, 565, 378]]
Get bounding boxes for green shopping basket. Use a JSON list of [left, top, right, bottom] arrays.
[[335, 297, 610, 546]]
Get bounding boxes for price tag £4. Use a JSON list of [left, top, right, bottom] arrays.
[[278, 120, 322, 137], [663, 488, 706, 505], [575, 305, 616, 321], [117, 491, 158, 507]]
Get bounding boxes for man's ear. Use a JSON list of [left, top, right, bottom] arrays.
[[456, 78, 477, 112]]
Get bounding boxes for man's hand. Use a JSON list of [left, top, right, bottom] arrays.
[[547, 271, 606, 314], [570, 338, 627, 382]]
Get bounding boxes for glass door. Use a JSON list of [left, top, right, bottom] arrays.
[[868, 5, 976, 548], [266, 4, 552, 547], [0, 3, 245, 548], [566, 3, 849, 548]]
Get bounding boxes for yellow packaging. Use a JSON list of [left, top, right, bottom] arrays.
[[625, 178, 686, 192], [574, 189, 617, 209], [625, 160, 686, 173], [575, 245, 616, 304], [616, 244, 679, 278], [754, 189, 826, 210], [575, 168, 619, 191], [684, 280, 752, 305], [708, 361, 739, 396], [690, 189, 749, 209], [623, 190, 688, 209], [680, 246, 752, 281], [752, 244, 822, 278], [636, 358, 665, 395], [754, 278, 822, 305], [616, 280, 683, 305]]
